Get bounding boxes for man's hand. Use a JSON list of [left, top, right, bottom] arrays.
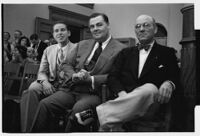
[[72, 69, 92, 83], [79, 69, 92, 83], [72, 72, 84, 82], [42, 80, 56, 96], [156, 81, 173, 104]]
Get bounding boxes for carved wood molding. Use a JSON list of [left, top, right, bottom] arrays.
[[78, 4, 94, 9], [48, 6, 89, 27]]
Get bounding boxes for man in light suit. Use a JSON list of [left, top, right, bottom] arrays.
[[96, 15, 180, 131], [20, 21, 78, 132]]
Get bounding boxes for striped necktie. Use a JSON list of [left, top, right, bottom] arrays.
[[57, 48, 64, 65]]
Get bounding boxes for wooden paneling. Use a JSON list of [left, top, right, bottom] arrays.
[[180, 5, 196, 131], [117, 37, 135, 47], [35, 17, 53, 41]]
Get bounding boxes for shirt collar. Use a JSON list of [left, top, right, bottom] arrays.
[[100, 35, 112, 50], [57, 41, 69, 50], [138, 40, 155, 52]]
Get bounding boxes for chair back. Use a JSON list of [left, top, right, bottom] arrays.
[[19, 62, 40, 95], [3, 63, 22, 94]]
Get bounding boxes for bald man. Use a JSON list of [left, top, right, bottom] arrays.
[[96, 14, 180, 131]]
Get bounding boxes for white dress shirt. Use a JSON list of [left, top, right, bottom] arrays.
[[138, 41, 154, 77]]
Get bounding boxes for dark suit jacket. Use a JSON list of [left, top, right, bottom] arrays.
[[108, 42, 180, 95], [36, 41, 48, 61], [73, 38, 126, 93]]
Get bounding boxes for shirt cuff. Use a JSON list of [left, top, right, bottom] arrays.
[[166, 80, 176, 90], [91, 76, 95, 89]]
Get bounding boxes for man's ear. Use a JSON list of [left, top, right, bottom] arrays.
[[68, 30, 71, 37], [154, 24, 158, 34]]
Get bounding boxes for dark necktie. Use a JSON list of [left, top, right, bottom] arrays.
[[137, 43, 151, 51], [85, 42, 102, 71], [91, 42, 102, 63]]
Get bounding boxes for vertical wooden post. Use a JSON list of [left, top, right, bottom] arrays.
[[180, 5, 196, 131]]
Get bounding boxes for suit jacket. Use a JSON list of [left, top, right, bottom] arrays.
[[108, 42, 180, 95], [36, 41, 48, 61], [73, 38, 126, 92], [37, 41, 78, 83]]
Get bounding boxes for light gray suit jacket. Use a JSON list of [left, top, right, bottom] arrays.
[[37, 41, 78, 83]]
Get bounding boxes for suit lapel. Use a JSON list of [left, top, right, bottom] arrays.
[[90, 38, 115, 74], [77, 40, 96, 69], [130, 47, 139, 79], [64, 41, 72, 60], [50, 44, 59, 77], [139, 43, 158, 78]]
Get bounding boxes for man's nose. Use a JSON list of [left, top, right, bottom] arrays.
[[93, 25, 99, 31], [139, 25, 145, 31]]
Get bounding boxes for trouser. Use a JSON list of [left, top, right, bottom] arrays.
[[96, 83, 159, 131], [20, 81, 101, 132]]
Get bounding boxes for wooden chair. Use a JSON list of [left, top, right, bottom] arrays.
[[101, 84, 172, 132], [3, 62, 40, 132], [4, 62, 40, 103], [19, 62, 40, 95], [3, 63, 22, 95]]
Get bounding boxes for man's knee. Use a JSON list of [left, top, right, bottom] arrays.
[[135, 83, 158, 98], [39, 98, 51, 109], [72, 97, 101, 115], [28, 81, 43, 91]]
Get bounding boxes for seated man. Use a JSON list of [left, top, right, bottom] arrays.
[[29, 13, 126, 132], [77, 14, 180, 131], [20, 21, 78, 132], [96, 14, 180, 131]]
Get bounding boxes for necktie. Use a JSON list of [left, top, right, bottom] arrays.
[[137, 43, 151, 51], [91, 42, 102, 63], [57, 48, 64, 65], [85, 42, 102, 71]]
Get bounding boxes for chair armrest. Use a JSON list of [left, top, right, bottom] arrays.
[[101, 84, 109, 103], [6, 76, 22, 80]]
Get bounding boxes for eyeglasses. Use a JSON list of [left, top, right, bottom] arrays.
[[135, 23, 152, 30]]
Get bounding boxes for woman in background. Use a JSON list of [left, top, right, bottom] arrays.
[[18, 36, 30, 48], [26, 47, 38, 63]]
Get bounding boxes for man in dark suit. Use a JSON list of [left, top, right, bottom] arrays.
[[30, 33, 48, 61], [30, 13, 126, 132], [96, 14, 180, 131]]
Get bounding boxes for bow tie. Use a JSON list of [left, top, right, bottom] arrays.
[[137, 43, 151, 51]]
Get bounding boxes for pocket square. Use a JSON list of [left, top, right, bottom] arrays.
[[158, 65, 164, 68]]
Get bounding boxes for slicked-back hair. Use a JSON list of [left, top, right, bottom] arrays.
[[30, 33, 39, 40], [52, 20, 69, 32], [89, 13, 109, 25]]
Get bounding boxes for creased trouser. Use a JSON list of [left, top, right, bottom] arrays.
[[96, 83, 158, 129], [20, 81, 44, 132]]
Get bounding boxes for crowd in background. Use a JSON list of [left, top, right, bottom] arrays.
[[3, 30, 57, 66]]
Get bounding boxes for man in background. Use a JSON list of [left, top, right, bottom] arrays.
[[30, 33, 48, 61]]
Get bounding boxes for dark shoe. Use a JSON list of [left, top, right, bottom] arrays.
[[75, 109, 95, 126]]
